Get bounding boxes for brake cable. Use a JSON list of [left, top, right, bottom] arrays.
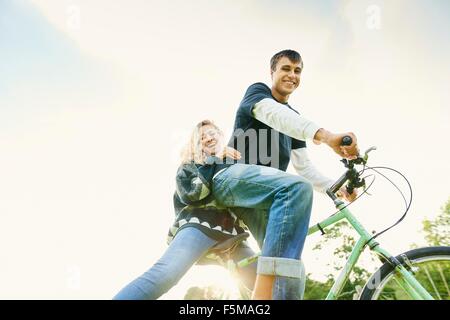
[[362, 166, 413, 244], [331, 164, 413, 246]]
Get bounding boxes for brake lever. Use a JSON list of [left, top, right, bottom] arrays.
[[363, 146, 377, 162], [341, 156, 365, 169]]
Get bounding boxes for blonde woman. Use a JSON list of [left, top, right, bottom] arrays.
[[113, 120, 256, 300]]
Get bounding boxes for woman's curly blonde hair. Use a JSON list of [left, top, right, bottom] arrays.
[[180, 120, 224, 164]]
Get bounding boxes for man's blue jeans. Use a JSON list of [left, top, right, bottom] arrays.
[[213, 164, 313, 300], [113, 227, 256, 300]]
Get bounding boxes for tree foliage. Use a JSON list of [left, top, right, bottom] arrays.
[[422, 198, 450, 246], [184, 285, 228, 300]]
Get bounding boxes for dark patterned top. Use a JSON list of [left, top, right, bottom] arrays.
[[168, 161, 247, 244]]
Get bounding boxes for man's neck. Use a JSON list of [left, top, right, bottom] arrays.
[[271, 87, 289, 104]]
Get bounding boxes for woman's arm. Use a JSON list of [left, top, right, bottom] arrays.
[[175, 163, 212, 205]]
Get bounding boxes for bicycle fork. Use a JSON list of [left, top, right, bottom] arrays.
[[372, 246, 434, 300]]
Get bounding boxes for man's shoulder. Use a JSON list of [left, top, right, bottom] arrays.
[[240, 82, 272, 104], [234, 82, 273, 119], [246, 82, 271, 93]]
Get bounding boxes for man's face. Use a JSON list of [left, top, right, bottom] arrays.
[[271, 56, 302, 97]]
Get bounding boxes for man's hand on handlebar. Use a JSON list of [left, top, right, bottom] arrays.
[[313, 130, 359, 160], [336, 185, 358, 203], [326, 136, 371, 202]]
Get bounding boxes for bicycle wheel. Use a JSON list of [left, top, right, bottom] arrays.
[[359, 246, 450, 300]]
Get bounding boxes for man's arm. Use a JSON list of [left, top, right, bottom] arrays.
[[290, 148, 334, 193], [253, 98, 320, 141], [253, 98, 359, 159], [291, 148, 358, 201]]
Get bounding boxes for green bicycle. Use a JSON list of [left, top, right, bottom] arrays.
[[204, 141, 450, 300]]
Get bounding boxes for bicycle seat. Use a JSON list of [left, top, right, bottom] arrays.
[[196, 232, 250, 265], [209, 232, 250, 255]]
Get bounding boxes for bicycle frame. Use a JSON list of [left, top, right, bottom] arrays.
[[236, 201, 434, 300], [308, 201, 434, 300]]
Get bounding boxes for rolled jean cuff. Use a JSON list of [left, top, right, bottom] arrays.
[[257, 256, 304, 278]]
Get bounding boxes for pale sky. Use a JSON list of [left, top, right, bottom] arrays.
[[0, 0, 449, 299]]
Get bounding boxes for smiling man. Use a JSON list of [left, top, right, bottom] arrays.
[[212, 49, 359, 300]]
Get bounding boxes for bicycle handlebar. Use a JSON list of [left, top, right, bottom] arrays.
[[326, 137, 376, 202]]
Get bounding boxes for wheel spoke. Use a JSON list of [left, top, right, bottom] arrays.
[[437, 264, 450, 296], [422, 265, 442, 300]]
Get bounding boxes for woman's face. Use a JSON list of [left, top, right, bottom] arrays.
[[200, 124, 223, 156]]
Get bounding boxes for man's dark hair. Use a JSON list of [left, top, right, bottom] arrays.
[[270, 49, 303, 71]]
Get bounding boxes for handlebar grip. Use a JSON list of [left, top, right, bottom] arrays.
[[341, 136, 353, 146]]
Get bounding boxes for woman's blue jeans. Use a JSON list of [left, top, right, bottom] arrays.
[[213, 164, 313, 300], [113, 227, 256, 300]]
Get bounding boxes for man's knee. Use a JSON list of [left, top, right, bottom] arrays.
[[291, 179, 313, 200]]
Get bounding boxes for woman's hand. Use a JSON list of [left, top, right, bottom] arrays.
[[216, 146, 241, 160], [336, 186, 358, 202]]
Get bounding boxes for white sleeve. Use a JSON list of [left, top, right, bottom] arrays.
[[252, 98, 321, 141], [291, 148, 335, 194]]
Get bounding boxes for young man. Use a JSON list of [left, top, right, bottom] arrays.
[[212, 50, 359, 299]]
